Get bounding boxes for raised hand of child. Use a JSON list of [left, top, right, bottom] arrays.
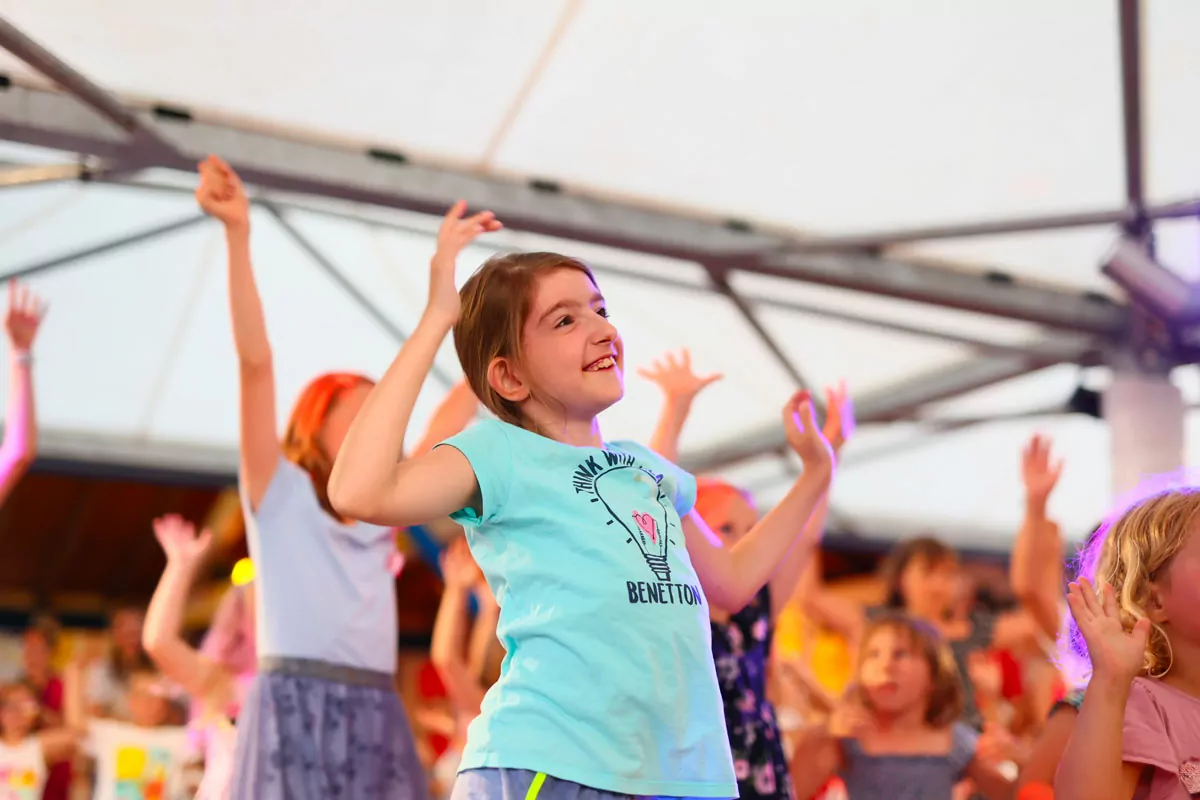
[[152, 514, 213, 570], [441, 536, 482, 590], [428, 201, 502, 324], [967, 651, 1004, 704], [1067, 577, 1150, 683], [975, 721, 1017, 765], [822, 380, 854, 456], [637, 349, 722, 402], [195, 155, 250, 230], [783, 390, 834, 471], [4, 279, 45, 352], [1021, 434, 1062, 508], [387, 549, 407, 577], [828, 695, 873, 740]]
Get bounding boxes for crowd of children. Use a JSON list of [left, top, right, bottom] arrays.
[[0, 155, 1197, 799]]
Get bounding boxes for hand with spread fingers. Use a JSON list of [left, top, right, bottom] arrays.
[[428, 201, 503, 324], [1066, 577, 1150, 683], [638, 349, 722, 403]]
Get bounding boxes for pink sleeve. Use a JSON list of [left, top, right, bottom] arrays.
[[1122, 679, 1176, 773]]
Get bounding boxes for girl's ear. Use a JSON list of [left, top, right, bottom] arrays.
[[1146, 582, 1169, 625], [487, 356, 529, 404]]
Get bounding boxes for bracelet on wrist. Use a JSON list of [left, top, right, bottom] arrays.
[[12, 351, 31, 365]]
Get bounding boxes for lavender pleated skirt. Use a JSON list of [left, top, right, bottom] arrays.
[[229, 657, 429, 800]]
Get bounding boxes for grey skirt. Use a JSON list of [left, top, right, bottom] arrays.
[[229, 656, 429, 800]]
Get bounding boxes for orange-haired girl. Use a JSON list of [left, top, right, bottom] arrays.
[[196, 156, 475, 800]]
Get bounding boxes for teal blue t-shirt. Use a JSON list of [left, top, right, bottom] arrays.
[[437, 420, 737, 798]]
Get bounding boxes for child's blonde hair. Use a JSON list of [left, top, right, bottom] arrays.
[[854, 612, 963, 727], [1060, 486, 1200, 681]]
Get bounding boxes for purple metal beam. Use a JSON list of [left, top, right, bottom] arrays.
[[680, 349, 1081, 473], [769, 196, 1200, 253], [0, 16, 176, 160], [706, 267, 813, 390], [1117, 0, 1149, 242]]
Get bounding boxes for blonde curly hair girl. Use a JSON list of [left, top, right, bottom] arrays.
[[1059, 485, 1200, 682]]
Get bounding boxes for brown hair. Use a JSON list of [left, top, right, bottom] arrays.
[[0, 682, 33, 708], [282, 372, 374, 517], [108, 606, 153, 681], [856, 612, 963, 727], [453, 252, 597, 430], [879, 536, 959, 610], [25, 614, 60, 650]]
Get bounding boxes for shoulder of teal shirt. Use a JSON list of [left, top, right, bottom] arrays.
[[609, 439, 698, 518], [435, 418, 516, 527]]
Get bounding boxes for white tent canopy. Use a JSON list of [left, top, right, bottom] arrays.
[[0, 1, 1197, 550]]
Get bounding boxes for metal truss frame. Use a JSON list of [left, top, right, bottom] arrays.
[[0, 2, 1183, 476]]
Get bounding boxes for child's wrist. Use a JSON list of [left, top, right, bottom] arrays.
[[664, 393, 695, 410], [1024, 493, 1049, 517], [224, 219, 250, 239], [801, 458, 833, 484], [419, 307, 458, 335], [167, 556, 202, 574], [1087, 667, 1137, 697]]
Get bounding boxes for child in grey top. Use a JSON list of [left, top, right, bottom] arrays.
[[790, 612, 1013, 800]]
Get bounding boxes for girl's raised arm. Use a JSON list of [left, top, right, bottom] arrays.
[[789, 697, 867, 799], [329, 202, 501, 527], [37, 661, 83, 764], [467, 586, 501, 682], [431, 538, 488, 718], [766, 381, 853, 620], [1054, 579, 1148, 800], [410, 380, 479, 458], [683, 391, 833, 612], [639, 349, 721, 463], [0, 280, 43, 505], [142, 515, 225, 700], [196, 156, 277, 510], [1005, 435, 1065, 646]]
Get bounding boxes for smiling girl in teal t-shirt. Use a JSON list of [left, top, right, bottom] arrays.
[[329, 203, 834, 799]]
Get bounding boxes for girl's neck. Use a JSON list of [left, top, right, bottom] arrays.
[[870, 705, 929, 734], [115, 649, 141, 670], [1159, 630, 1200, 697], [0, 731, 26, 747], [523, 406, 604, 448]]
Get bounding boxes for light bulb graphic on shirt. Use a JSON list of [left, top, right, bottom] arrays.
[[571, 450, 674, 582], [627, 505, 671, 582]]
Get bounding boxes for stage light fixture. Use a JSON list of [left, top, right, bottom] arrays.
[[1101, 238, 1200, 322]]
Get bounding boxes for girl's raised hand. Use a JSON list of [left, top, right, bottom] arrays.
[[1066, 577, 1150, 683], [152, 514, 213, 569], [976, 722, 1017, 765], [1021, 434, 1063, 506], [4, 279, 45, 352], [966, 651, 1004, 703], [822, 380, 854, 456], [428, 201, 503, 324], [440, 536, 482, 590], [828, 695, 873, 740], [783, 390, 834, 472], [637, 349, 722, 402], [195, 155, 250, 230]]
